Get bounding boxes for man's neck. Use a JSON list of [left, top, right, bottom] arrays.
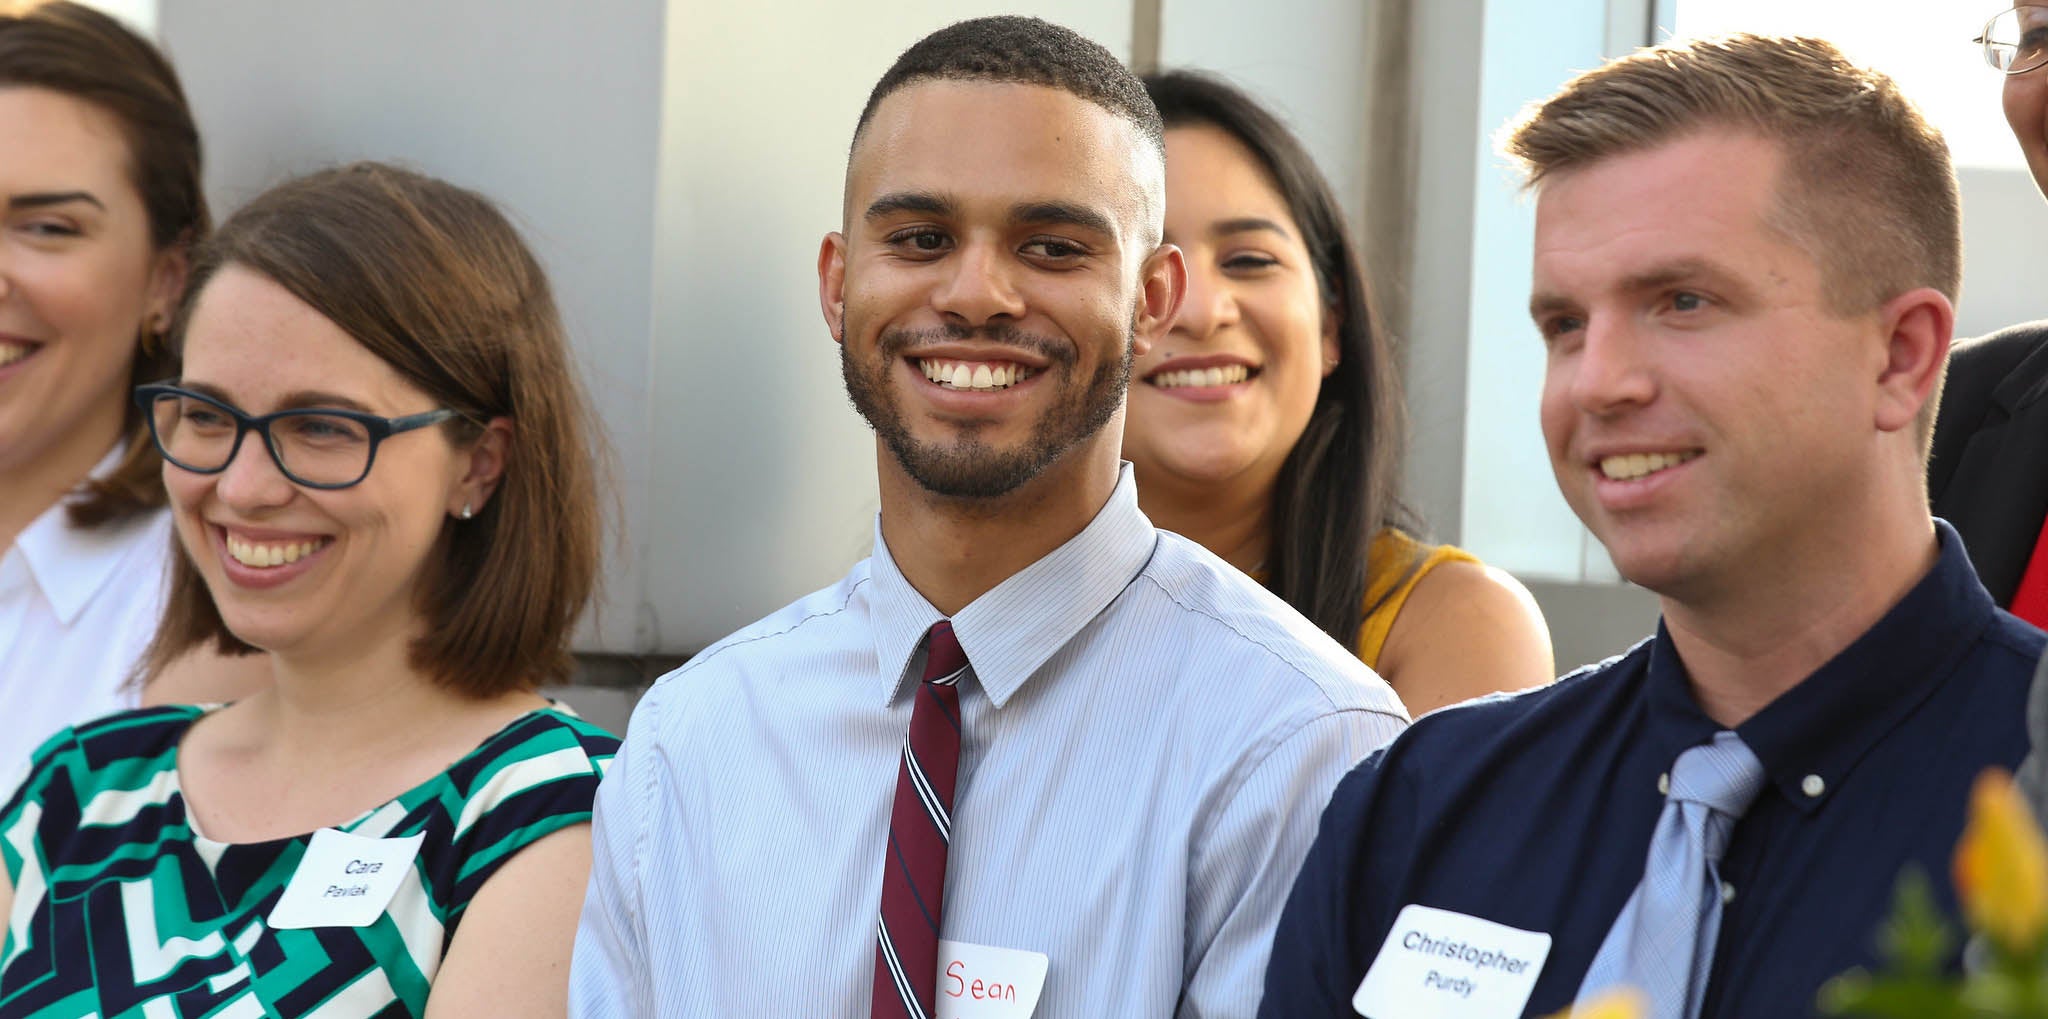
[[877, 443, 1124, 617], [1662, 499, 1940, 728], [1132, 462, 1273, 575]]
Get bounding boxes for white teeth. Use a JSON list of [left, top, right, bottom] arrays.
[[1149, 364, 1251, 389], [0, 343, 31, 368], [225, 535, 326, 568], [1598, 450, 1699, 481], [916, 359, 1031, 391]]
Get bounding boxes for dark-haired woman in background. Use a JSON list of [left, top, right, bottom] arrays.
[[0, 163, 615, 1016], [0, 1, 264, 776], [1129, 71, 1553, 715]]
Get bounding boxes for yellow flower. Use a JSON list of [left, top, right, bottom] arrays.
[[1544, 988, 1646, 1019], [1952, 767, 2048, 955]]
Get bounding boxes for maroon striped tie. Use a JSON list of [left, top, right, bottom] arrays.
[[872, 620, 967, 1019]]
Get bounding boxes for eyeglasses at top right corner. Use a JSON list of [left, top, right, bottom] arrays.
[[1979, 4, 2048, 74]]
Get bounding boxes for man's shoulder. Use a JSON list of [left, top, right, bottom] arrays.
[[1134, 532, 1402, 716], [1380, 639, 1652, 775], [653, 562, 876, 687], [1946, 320, 2048, 410]]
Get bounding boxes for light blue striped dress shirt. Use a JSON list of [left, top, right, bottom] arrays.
[[569, 465, 1409, 1017]]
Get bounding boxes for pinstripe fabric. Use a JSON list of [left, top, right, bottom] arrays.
[[873, 621, 966, 1019], [1575, 731, 1766, 1019], [569, 464, 1409, 1018]]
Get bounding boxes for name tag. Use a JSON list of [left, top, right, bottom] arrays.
[[1351, 905, 1551, 1019], [267, 828, 423, 930], [937, 939, 1048, 1019]]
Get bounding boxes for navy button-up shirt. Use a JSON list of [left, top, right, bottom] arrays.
[[1260, 521, 2043, 1018]]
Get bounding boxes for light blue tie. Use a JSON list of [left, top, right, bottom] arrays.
[[1576, 731, 1766, 1019]]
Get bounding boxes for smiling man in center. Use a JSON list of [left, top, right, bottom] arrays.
[[569, 16, 1407, 1018]]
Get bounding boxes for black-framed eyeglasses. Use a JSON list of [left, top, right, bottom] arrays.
[[1978, 4, 2048, 75], [135, 383, 462, 490]]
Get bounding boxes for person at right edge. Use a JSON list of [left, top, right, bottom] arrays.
[[1260, 34, 2043, 1019], [1932, 4, 2048, 823]]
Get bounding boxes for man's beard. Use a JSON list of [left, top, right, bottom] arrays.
[[841, 320, 1132, 500]]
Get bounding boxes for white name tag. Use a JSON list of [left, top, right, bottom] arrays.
[[1352, 905, 1551, 1019], [936, 939, 1048, 1019], [267, 828, 423, 930]]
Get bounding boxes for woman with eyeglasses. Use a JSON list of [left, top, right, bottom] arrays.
[[1124, 72, 1554, 716], [0, 163, 615, 1017], [0, 2, 267, 778]]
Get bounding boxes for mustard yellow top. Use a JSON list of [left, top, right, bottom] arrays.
[[1356, 528, 1480, 671]]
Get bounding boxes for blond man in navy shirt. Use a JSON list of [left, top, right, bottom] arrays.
[[1262, 34, 2042, 1019]]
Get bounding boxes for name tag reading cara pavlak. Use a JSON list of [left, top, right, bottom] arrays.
[[267, 827, 424, 930], [1351, 904, 1551, 1019]]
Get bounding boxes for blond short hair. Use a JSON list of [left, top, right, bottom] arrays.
[[1502, 34, 1959, 314], [1502, 34, 1959, 448]]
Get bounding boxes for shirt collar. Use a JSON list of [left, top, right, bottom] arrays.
[[13, 444, 156, 625], [1644, 520, 1995, 815], [867, 462, 1158, 708]]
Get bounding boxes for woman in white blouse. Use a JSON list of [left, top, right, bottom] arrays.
[[0, 2, 262, 775]]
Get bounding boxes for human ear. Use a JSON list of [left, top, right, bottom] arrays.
[[145, 241, 191, 336], [1132, 243, 1187, 359], [449, 417, 513, 519], [818, 233, 849, 344], [1871, 286, 1953, 434]]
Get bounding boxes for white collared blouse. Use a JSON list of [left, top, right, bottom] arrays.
[[0, 446, 171, 780]]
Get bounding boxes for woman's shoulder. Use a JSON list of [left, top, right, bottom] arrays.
[[3, 705, 204, 828], [432, 707, 619, 826], [22, 704, 205, 778], [1367, 532, 1556, 716]]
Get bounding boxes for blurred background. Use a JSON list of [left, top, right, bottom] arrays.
[[89, 0, 2048, 730]]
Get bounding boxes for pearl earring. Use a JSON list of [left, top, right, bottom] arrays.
[[459, 502, 474, 520]]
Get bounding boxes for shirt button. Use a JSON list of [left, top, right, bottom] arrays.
[[1658, 773, 1670, 795], [1801, 774, 1826, 798], [1721, 881, 1737, 904]]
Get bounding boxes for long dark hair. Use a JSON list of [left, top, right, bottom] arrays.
[[0, 1, 207, 527], [1143, 70, 1412, 647]]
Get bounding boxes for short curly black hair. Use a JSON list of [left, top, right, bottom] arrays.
[[852, 16, 1163, 158]]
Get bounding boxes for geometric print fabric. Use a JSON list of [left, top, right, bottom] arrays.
[[0, 705, 616, 1018]]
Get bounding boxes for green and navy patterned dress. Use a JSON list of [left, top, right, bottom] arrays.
[[0, 704, 618, 1018]]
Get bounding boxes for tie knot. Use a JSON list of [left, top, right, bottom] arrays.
[[1667, 731, 1766, 818], [921, 620, 969, 686]]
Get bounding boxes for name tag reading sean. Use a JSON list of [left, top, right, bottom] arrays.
[[936, 939, 1048, 1019], [1351, 905, 1551, 1019], [268, 828, 424, 930]]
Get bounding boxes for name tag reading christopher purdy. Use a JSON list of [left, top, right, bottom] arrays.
[[267, 828, 424, 930], [936, 939, 1048, 1019], [1351, 905, 1551, 1019]]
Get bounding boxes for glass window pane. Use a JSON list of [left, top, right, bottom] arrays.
[[1668, 0, 2023, 169]]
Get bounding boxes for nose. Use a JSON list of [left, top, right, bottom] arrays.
[[929, 240, 1026, 326], [1169, 260, 1239, 341], [212, 429, 298, 510], [1567, 314, 1657, 416]]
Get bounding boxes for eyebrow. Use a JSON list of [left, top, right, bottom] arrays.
[[179, 381, 377, 415], [1527, 257, 1748, 319], [1010, 201, 1117, 238], [1209, 217, 1292, 241], [7, 190, 106, 212], [865, 191, 952, 222]]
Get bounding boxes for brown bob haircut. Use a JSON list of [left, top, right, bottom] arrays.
[[144, 162, 603, 695], [1, 0, 208, 526], [1502, 34, 1960, 314]]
